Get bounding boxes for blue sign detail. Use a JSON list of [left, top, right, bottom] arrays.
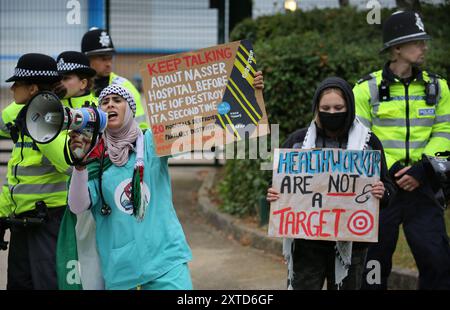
[[218, 102, 231, 115]]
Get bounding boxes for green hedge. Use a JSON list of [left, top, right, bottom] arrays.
[[218, 4, 450, 217]]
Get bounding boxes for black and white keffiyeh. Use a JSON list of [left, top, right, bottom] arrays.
[[98, 84, 136, 116]]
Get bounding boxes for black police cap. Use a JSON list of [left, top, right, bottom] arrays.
[[5, 53, 61, 83], [56, 51, 96, 77]]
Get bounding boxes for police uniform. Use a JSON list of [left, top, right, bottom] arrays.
[[56, 51, 98, 108], [0, 53, 71, 289], [81, 28, 149, 129], [354, 11, 450, 289]]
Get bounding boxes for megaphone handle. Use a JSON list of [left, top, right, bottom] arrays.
[[64, 107, 103, 166], [82, 108, 104, 162], [63, 128, 77, 166]]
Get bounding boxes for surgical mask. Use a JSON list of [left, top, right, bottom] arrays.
[[318, 111, 347, 131]]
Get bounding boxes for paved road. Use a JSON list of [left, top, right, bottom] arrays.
[[172, 167, 286, 290], [0, 166, 286, 290]]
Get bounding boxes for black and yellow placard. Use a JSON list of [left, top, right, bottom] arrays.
[[140, 40, 268, 156]]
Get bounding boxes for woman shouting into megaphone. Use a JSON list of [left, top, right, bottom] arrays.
[[66, 84, 193, 290]]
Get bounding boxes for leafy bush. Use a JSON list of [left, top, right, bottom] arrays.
[[218, 4, 450, 217]]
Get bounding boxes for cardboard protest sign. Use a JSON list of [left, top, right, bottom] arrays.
[[140, 40, 268, 156], [268, 148, 381, 242]]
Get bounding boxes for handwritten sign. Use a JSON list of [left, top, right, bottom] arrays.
[[268, 148, 381, 242], [140, 40, 268, 156]]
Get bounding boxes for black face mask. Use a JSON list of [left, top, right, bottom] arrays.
[[318, 111, 347, 132]]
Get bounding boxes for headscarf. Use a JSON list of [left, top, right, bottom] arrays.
[[98, 85, 146, 221], [98, 84, 140, 166]]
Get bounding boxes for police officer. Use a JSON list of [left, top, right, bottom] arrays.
[[81, 28, 149, 129], [354, 11, 450, 289], [0, 53, 71, 289], [56, 51, 97, 109]]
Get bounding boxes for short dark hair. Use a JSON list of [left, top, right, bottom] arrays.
[[21, 80, 54, 92]]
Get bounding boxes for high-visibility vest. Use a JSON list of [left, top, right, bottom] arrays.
[[354, 68, 450, 169], [0, 102, 71, 217], [61, 92, 97, 109], [0, 102, 22, 138], [0, 94, 96, 217]]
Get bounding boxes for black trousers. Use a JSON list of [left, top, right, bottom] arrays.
[[291, 239, 368, 290], [7, 206, 65, 290], [362, 185, 450, 290]]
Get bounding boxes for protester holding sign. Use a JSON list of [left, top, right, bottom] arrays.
[[67, 85, 193, 290], [267, 77, 395, 290]]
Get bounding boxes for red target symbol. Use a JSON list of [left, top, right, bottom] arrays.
[[347, 210, 374, 236]]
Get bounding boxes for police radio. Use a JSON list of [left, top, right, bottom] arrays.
[[379, 80, 390, 102], [425, 81, 438, 106]]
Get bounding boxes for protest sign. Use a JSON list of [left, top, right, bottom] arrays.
[[140, 40, 268, 156], [268, 148, 381, 242]]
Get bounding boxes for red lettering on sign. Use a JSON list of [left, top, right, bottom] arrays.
[[332, 209, 346, 238], [273, 208, 349, 238], [147, 63, 157, 75], [273, 207, 292, 235], [295, 211, 307, 235], [307, 211, 319, 237], [327, 193, 356, 197], [146, 57, 183, 76], [318, 210, 331, 237]]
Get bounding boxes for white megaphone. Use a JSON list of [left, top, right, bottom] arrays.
[[24, 91, 107, 144]]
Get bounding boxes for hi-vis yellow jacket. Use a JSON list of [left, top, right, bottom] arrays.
[[61, 91, 97, 109], [354, 65, 450, 169], [0, 93, 96, 218], [0, 103, 70, 217]]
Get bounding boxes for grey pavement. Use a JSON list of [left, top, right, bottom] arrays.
[[172, 167, 286, 289], [0, 166, 286, 290]]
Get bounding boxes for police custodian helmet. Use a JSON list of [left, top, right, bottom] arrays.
[[81, 28, 116, 57], [380, 11, 431, 53]]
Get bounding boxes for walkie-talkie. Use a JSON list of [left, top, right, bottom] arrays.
[[379, 80, 390, 102], [425, 81, 438, 106]]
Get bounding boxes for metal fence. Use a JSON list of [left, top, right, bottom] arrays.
[[0, 0, 225, 107]]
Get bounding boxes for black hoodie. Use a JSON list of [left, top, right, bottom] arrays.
[[281, 77, 395, 211], [278, 77, 396, 250], [311, 77, 356, 137]]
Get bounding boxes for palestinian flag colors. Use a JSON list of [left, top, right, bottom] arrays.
[[216, 40, 264, 140]]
